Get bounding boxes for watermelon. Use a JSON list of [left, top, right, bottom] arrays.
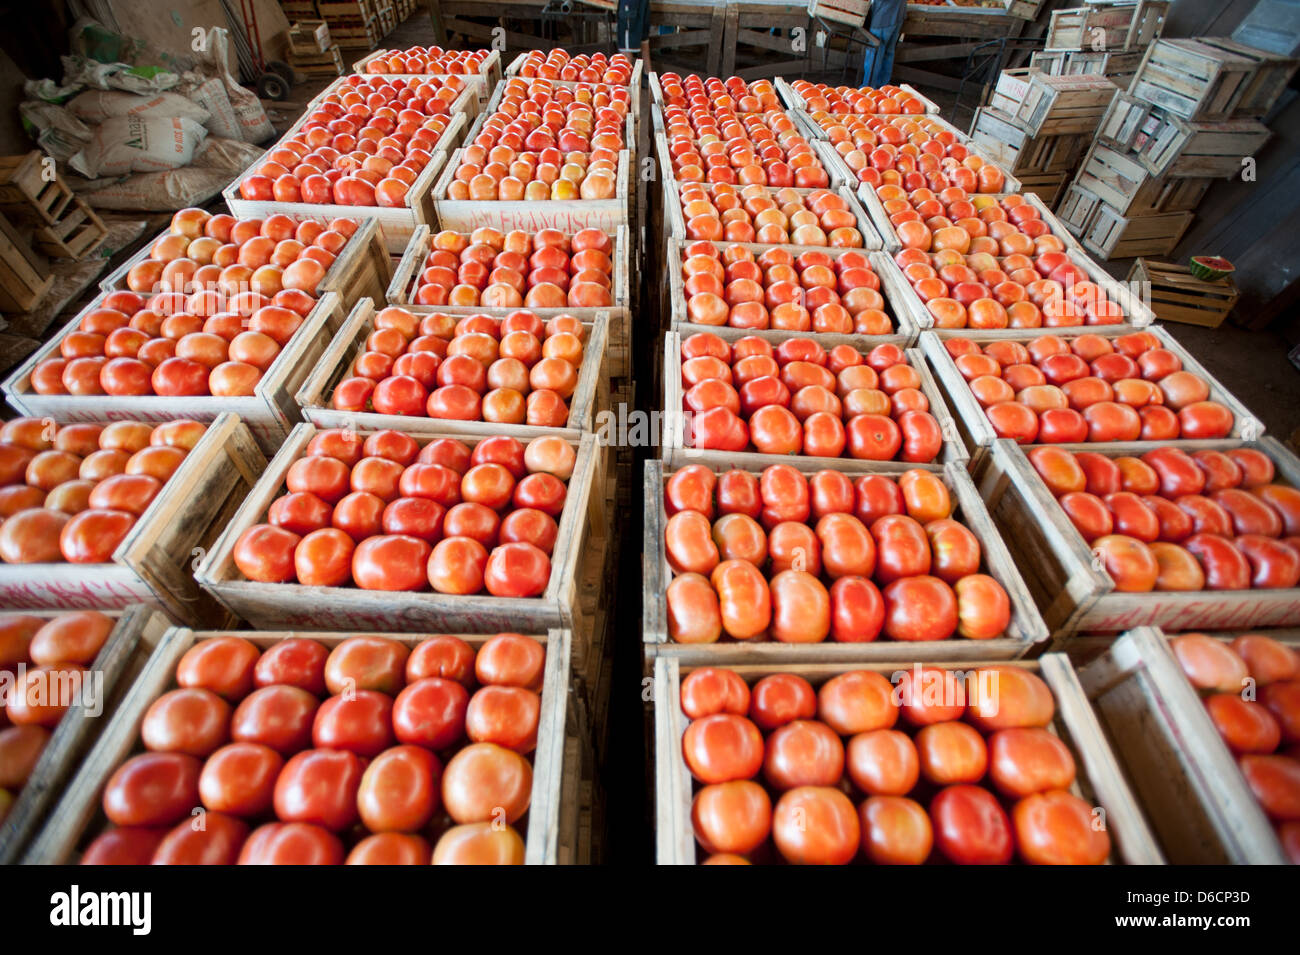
[[1189, 256, 1234, 282]]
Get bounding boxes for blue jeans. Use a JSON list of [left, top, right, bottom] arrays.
[[862, 0, 905, 86]]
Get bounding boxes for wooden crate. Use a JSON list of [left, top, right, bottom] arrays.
[[664, 179, 883, 252], [1130, 38, 1259, 121], [1030, 50, 1067, 75], [1096, 92, 1152, 150], [0, 413, 263, 625], [1080, 203, 1194, 260], [1045, 0, 1169, 53], [431, 149, 633, 235], [970, 108, 1086, 176], [1017, 171, 1070, 207], [976, 437, 1300, 637], [1134, 110, 1271, 178], [0, 152, 107, 260], [922, 326, 1261, 472], [653, 653, 1164, 864], [510, 57, 645, 132], [642, 458, 1049, 664], [1077, 626, 1291, 863], [1075, 143, 1214, 216], [222, 108, 467, 255], [883, 206, 1157, 329], [287, 19, 330, 54], [1194, 36, 1299, 118], [23, 626, 572, 865], [1061, 49, 1144, 91], [195, 424, 603, 633], [293, 297, 609, 437], [667, 240, 907, 337], [3, 292, 346, 455], [0, 211, 51, 312], [773, 76, 941, 116], [352, 49, 502, 113], [100, 216, 391, 316], [1126, 258, 1238, 329], [386, 223, 631, 378], [287, 44, 345, 77], [0, 605, 170, 865], [662, 329, 968, 471], [997, 71, 1118, 137], [860, 188, 1081, 261]]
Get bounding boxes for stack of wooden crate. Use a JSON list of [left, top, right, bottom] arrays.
[[1030, 0, 1169, 92], [970, 69, 1116, 206], [316, 0, 383, 50], [1059, 35, 1297, 260], [286, 19, 345, 76]]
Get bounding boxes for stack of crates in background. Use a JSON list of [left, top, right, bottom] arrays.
[[280, 0, 319, 20], [970, 69, 1116, 206], [1059, 34, 1297, 260], [317, 0, 385, 50], [394, 0, 416, 20], [1030, 0, 1169, 92], [286, 19, 345, 77]]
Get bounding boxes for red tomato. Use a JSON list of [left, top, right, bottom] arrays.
[[681, 668, 751, 720], [883, 575, 958, 642], [199, 741, 283, 816], [1012, 790, 1110, 864], [406, 635, 476, 687], [152, 811, 249, 865], [441, 742, 532, 824], [466, 685, 540, 753], [357, 744, 442, 832], [682, 713, 764, 783], [231, 685, 318, 754], [967, 666, 1055, 731], [859, 795, 932, 865], [691, 781, 771, 856], [930, 783, 1013, 864], [916, 720, 988, 785], [311, 690, 394, 757], [323, 636, 408, 695], [817, 670, 897, 735], [238, 822, 344, 864], [253, 638, 328, 694], [763, 719, 845, 789], [476, 633, 545, 689], [987, 727, 1076, 798], [772, 786, 860, 864], [141, 688, 230, 757], [392, 676, 469, 749], [346, 832, 431, 865], [102, 752, 202, 827], [430, 823, 525, 865], [80, 827, 168, 865], [175, 637, 258, 702], [273, 748, 363, 831]]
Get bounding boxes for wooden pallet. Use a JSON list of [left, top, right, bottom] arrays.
[[0, 413, 263, 625], [23, 627, 572, 864], [1080, 203, 1194, 259], [195, 425, 603, 633], [1077, 627, 1291, 863], [1126, 257, 1239, 328], [293, 298, 610, 438], [975, 437, 1300, 638], [1045, 0, 1168, 53], [0, 212, 51, 312], [1130, 38, 1259, 121], [653, 654, 1164, 864], [0, 606, 170, 865]]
